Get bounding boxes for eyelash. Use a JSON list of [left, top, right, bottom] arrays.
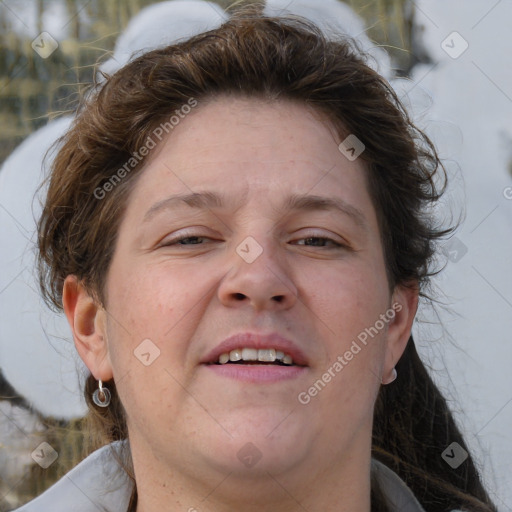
[[161, 233, 346, 249]]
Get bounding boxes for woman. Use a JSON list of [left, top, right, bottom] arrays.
[[18, 5, 496, 512]]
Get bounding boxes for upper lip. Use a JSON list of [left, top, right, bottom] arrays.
[[201, 332, 309, 366]]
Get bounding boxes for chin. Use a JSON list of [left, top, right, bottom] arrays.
[[206, 441, 309, 478], [202, 409, 313, 474]]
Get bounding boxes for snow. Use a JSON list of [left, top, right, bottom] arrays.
[[0, 116, 88, 419], [0, 0, 510, 509], [407, 1, 512, 509], [99, 1, 227, 76]]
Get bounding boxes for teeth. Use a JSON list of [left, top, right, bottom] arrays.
[[229, 349, 242, 361], [241, 348, 258, 361], [217, 348, 294, 365], [283, 355, 293, 365], [258, 348, 276, 362]]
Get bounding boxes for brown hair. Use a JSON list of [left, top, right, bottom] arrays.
[[37, 5, 496, 512]]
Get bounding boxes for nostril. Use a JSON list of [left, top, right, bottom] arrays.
[[229, 293, 287, 303]]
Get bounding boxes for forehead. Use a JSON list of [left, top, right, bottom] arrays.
[[124, 96, 376, 226], [172, 96, 340, 159]]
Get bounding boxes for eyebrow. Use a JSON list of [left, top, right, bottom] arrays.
[[143, 191, 369, 231], [281, 193, 369, 231], [143, 191, 229, 222]]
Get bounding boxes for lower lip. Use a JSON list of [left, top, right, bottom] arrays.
[[204, 363, 307, 382]]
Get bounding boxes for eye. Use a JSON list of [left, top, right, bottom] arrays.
[[159, 232, 215, 247], [174, 236, 208, 245], [293, 236, 346, 248]]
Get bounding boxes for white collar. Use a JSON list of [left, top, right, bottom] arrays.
[[17, 440, 434, 512]]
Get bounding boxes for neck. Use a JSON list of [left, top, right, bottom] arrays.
[[131, 437, 373, 512]]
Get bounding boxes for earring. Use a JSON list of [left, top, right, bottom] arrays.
[[92, 379, 111, 407], [381, 367, 397, 385]]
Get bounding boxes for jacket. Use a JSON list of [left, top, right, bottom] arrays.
[[14, 440, 464, 511]]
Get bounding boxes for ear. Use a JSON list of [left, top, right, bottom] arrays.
[[382, 282, 418, 383], [63, 275, 113, 382]]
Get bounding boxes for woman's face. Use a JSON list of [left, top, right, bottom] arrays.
[[69, 97, 416, 487]]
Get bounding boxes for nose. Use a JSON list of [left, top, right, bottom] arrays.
[[217, 237, 298, 312]]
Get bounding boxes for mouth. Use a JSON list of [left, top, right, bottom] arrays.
[[201, 332, 309, 382], [211, 347, 298, 366]]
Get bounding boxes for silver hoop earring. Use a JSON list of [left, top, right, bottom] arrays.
[[92, 379, 111, 407], [382, 367, 397, 385]]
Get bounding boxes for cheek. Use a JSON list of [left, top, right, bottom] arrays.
[[305, 255, 390, 331], [107, 260, 181, 327], [302, 255, 390, 397], [103, 258, 211, 369], [102, 262, 199, 418]]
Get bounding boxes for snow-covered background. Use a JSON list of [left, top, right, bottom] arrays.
[[408, 2, 512, 509], [0, 0, 510, 510]]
